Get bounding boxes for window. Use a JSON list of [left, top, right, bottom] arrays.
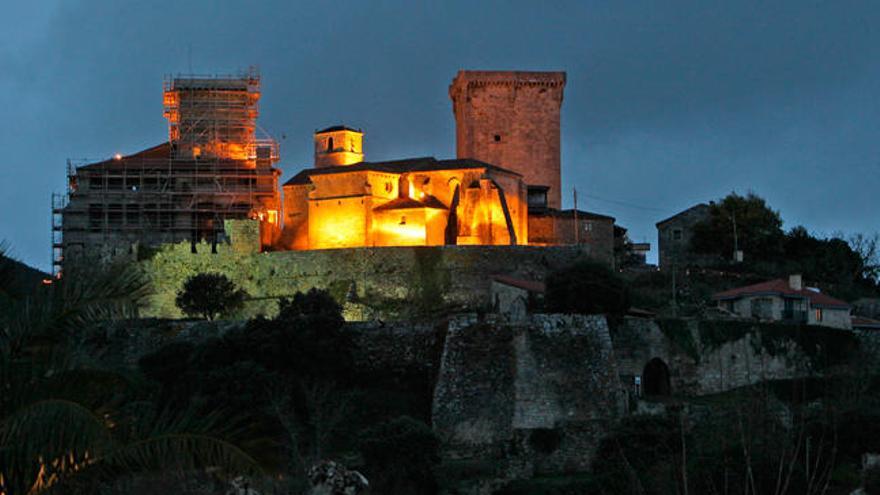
[[327, 137, 334, 152], [527, 186, 548, 208], [584, 222, 593, 232], [494, 134, 501, 142], [385, 182, 393, 193], [672, 229, 683, 241], [815, 308, 823, 322], [750, 297, 773, 319]]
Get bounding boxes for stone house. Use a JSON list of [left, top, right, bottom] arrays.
[[712, 275, 852, 329], [655, 203, 710, 270], [527, 209, 616, 265]]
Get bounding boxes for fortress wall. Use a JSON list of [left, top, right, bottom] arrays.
[[431, 314, 624, 479], [139, 240, 597, 320]]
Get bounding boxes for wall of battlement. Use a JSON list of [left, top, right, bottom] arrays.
[[138, 236, 598, 320]]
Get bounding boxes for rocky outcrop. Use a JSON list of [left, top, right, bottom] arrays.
[[307, 460, 368, 495]]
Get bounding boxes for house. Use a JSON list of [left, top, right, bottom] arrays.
[[712, 274, 852, 329], [655, 203, 710, 270], [490, 275, 546, 321], [852, 316, 880, 331]]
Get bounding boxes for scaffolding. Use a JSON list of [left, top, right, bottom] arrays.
[[52, 69, 281, 274], [163, 66, 278, 163]]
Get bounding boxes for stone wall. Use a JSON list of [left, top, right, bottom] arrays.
[[449, 71, 565, 209], [139, 241, 593, 320], [432, 314, 624, 479], [613, 317, 858, 401]]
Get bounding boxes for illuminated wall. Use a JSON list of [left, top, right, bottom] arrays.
[[314, 128, 364, 168], [281, 163, 529, 250]]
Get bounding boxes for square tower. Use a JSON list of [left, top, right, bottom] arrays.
[[449, 70, 566, 209]]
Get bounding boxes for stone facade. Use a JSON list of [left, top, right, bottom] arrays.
[[432, 314, 624, 479], [449, 71, 566, 209], [656, 203, 711, 269], [527, 209, 615, 265], [138, 226, 599, 320]]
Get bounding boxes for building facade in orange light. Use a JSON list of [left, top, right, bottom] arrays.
[[281, 128, 528, 250]]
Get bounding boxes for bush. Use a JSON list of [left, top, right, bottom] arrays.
[[175, 273, 247, 320], [545, 260, 629, 316], [277, 287, 344, 330], [359, 416, 439, 494]]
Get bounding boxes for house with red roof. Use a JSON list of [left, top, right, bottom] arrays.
[[712, 274, 852, 329]]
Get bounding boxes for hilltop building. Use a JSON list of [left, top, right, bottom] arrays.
[[281, 126, 528, 249], [281, 70, 617, 262], [656, 203, 711, 269], [712, 274, 852, 329], [53, 69, 281, 272], [55, 68, 628, 272]]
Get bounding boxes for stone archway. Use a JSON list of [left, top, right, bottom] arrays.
[[642, 358, 671, 396]]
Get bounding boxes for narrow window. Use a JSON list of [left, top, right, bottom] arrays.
[[815, 308, 823, 322], [327, 137, 334, 152], [494, 134, 501, 142]]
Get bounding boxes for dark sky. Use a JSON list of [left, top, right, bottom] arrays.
[[2, 1, 878, 270]]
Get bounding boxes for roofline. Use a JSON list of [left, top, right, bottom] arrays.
[[656, 203, 710, 227], [713, 292, 850, 310]]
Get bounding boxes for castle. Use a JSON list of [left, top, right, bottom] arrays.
[[54, 69, 619, 271]]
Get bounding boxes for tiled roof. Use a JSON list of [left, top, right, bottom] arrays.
[[528, 208, 616, 222], [372, 195, 448, 211], [655, 203, 710, 227], [78, 142, 172, 169], [852, 316, 880, 329], [713, 278, 850, 309], [316, 125, 361, 134], [283, 157, 521, 186], [491, 274, 546, 293]]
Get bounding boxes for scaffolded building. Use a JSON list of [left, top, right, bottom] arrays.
[[52, 68, 281, 273]]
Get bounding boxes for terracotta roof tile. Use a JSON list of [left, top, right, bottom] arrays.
[[713, 278, 850, 309]]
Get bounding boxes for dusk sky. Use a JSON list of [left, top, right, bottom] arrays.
[[1, 1, 878, 270]]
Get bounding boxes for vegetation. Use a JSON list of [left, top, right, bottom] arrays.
[[0, 250, 262, 494], [139, 287, 440, 491], [175, 272, 247, 320], [545, 260, 630, 317], [687, 192, 879, 301]]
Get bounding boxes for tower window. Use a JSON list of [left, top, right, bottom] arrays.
[[494, 134, 501, 142], [327, 137, 334, 152]]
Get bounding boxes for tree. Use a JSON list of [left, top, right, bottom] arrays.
[[359, 416, 439, 494], [175, 273, 247, 320], [0, 259, 263, 494], [691, 192, 785, 263], [545, 260, 630, 317]]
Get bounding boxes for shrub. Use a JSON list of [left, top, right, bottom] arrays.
[[359, 416, 439, 494], [545, 260, 629, 316], [175, 273, 247, 320]]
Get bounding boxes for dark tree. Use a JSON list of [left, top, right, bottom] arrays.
[[175, 272, 247, 320], [359, 416, 439, 494], [691, 192, 785, 262], [545, 260, 629, 316], [277, 287, 344, 329]]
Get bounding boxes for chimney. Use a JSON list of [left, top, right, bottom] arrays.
[[789, 274, 803, 291]]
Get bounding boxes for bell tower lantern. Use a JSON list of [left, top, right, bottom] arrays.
[[314, 125, 364, 168]]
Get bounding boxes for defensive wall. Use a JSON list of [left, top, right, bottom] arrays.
[[137, 223, 596, 319], [85, 311, 861, 490]]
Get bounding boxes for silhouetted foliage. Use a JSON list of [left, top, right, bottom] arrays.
[[691, 192, 785, 261], [175, 273, 247, 320], [545, 260, 629, 316], [277, 287, 344, 330], [359, 416, 439, 495]]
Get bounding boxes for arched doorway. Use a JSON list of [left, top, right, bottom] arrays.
[[642, 358, 671, 396]]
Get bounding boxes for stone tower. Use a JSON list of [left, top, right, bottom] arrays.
[[449, 70, 566, 209], [314, 125, 364, 168]]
